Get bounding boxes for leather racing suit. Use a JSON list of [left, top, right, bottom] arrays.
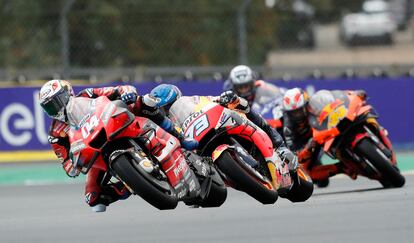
[[284, 90, 369, 182], [48, 85, 194, 208]]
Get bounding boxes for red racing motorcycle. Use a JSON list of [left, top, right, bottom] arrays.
[[169, 96, 314, 204], [67, 96, 227, 210]]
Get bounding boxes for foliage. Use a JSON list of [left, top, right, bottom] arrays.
[[0, 0, 363, 68]]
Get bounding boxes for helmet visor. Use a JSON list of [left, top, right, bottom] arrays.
[[286, 107, 307, 121], [234, 82, 254, 98], [40, 90, 70, 118]]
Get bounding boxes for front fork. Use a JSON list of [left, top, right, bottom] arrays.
[[134, 122, 201, 200], [364, 118, 396, 164], [211, 141, 275, 190], [346, 118, 397, 177]]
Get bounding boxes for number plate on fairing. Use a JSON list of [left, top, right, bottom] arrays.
[[327, 105, 347, 129]]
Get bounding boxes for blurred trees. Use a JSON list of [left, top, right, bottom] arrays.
[[0, 0, 364, 68], [0, 0, 62, 68], [309, 0, 364, 22]]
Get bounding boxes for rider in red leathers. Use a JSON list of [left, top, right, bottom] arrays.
[[40, 80, 198, 211], [149, 84, 300, 192]]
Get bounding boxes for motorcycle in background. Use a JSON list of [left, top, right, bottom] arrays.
[[251, 87, 285, 133], [306, 90, 405, 188]]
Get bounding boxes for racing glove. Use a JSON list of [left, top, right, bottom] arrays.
[[62, 159, 80, 178], [219, 90, 250, 113], [121, 92, 138, 105], [219, 90, 238, 106]]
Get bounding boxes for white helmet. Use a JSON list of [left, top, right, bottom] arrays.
[[283, 88, 309, 111], [283, 88, 309, 121], [229, 65, 256, 99], [39, 80, 74, 122]]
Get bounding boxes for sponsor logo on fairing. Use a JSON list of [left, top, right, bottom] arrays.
[[177, 188, 187, 199], [173, 159, 187, 177], [189, 179, 196, 192], [48, 135, 59, 144], [70, 140, 86, 153], [183, 111, 202, 129]]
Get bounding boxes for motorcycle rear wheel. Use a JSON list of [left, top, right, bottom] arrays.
[[112, 154, 178, 210], [200, 179, 227, 208], [216, 151, 278, 204], [356, 138, 405, 188]]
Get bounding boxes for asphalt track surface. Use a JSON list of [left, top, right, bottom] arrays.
[[0, 175, 413, 243]]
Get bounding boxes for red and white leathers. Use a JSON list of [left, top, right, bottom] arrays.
[[49, 85, 137, 177], [170, 95, 293, 190], [48, 85, 186, 207]]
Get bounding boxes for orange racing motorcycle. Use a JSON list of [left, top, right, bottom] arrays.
[[306, 90, 405, 188]]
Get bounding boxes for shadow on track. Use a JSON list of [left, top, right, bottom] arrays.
[[313, 186, 385, 197]]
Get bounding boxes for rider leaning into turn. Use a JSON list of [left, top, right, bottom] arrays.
[[38, 80, 198, 211], [282, 88, 368, 186], [148, 84, 299, 190]]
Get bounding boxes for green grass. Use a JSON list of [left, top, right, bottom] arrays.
[[0, 163, 84, 185], [0, 152, 412, 186]]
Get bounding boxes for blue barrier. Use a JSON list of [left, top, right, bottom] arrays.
[[0, 77, 412, 151]]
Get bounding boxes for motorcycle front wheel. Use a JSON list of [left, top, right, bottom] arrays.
[[112, 153, 178, 210], [356, 138, 405, 188], [282, 167, 314, 203], [216, 151, 278, 204]]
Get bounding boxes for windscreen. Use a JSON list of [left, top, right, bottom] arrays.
[[308, 90, 349, 130], [252, 84, 285, 119], [254, 83, 284, 106], [308, 90, 349, 116], [169, 96, 217, 127], [66, 97, 96, 129], [169, 97, 197, 126], [308, 90, 335, 116]]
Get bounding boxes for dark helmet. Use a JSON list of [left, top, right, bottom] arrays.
[[229, 65, 256, 101]]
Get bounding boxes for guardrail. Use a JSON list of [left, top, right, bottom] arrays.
[[1, 64, 413, 84]]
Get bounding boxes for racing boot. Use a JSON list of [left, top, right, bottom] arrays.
[[89, 181, 131, 213], [250, 111, 302, 176], [297, 139, 330, 187], [308, 159, 330, 188]]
